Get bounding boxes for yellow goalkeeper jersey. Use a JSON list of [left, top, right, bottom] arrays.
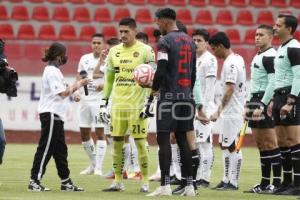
[[104, 40, 155, 110]]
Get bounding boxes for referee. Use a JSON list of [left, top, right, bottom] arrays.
[[28, 42, 88, 192]]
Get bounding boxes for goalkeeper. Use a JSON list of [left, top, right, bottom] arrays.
[[99, 17, 155, 193]]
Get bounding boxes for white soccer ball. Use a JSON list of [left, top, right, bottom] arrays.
[[133, 64, 154, 86]]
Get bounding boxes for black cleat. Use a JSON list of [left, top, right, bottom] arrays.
[[275, 186, 300, 196], [170, 176, 181, 185], [28, 180, 51, 192], [197, 179, 210, 188], [217, 182, 238, 191], [273, 183, 292, 194], [211, 181, 226, 190], [61, 179, 84, 192], [172, 185, 185, 195], [102, 182, 125, 192]]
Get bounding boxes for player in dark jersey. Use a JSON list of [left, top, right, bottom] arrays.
[[268, 14, 300, 195], [146, 8, 197, 197]]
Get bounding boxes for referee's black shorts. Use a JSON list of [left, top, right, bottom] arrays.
[[247, 92, 274, 129], [156, 100, 195, 133], [273, 86, 300, 126]]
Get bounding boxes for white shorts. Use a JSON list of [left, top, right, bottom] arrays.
[[218, 115, 244, 147], [78, 103, 105, 128], [194, 120, 213, 143]]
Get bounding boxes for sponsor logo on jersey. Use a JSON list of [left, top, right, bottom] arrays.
[[116, 52, 120, 57], [120, 59, 132, 64]]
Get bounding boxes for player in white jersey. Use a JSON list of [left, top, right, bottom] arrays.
[[209, 32, 246, 190], [74, 33, 107, 176], [192, 29, 217, 187]]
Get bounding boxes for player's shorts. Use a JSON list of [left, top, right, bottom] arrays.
[[78, 103, 105, 128], [194, 120, 213, 143], [110, 108, 147, 139], [273, 86, 300, 126], [218, 115, 244, 147], [156, 100, 195, 133], [247, 92, 274, 129]]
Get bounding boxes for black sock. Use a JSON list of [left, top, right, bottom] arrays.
[[280, 147, 292, 185], [269, 148, 281, 187], [260, 150, 271, 187], [157, 132, 171, 186], [291, 144, 300, 187], [191, 149, 200, 189]]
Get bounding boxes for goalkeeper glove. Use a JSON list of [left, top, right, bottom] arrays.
[[99, 99, 110, 124], [140, 95, 155, 119]]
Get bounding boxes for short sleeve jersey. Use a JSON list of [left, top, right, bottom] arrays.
[[220, 53, 246, 114], [106, 41, 155, 109], [274, 39, 300, 90], [77, 53, 104, 103]]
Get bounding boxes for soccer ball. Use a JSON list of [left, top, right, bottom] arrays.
[[133, 64, 154, 86]]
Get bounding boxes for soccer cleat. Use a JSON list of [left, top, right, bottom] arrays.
[[219, 182, 239, 191], [275, 186, 300, 195], [140, 183, 149, 193], [146, 185, 172, 196], [180, 185, 196, 196], [28, 180, 51, 192], [172, 184, 185, 195], [128, 171, 141, 180], [273, 183, 292, 194], [197, 179, 210, 188], [94, 169, 103, 176], [79, 165, 94, 175], [211, 181, 227, 190], [102, 182, 125, 192], [61, 179, 84, 192], [259, 184, 277, 194], [148, 172, 161, 182], [170, 176, 181, 185]]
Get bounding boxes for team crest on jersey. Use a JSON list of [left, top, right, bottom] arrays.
[[133, 52, 139, 57]]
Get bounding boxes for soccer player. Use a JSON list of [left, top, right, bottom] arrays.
[[147, 8, 197, 196], [74, 33, 108, 176], [245, 24, 281, 193], [209, 32, 246, 190], [136, 32, 149, 44], [268, 14, 300, 195], [28, 42, 87, 192], [100, 17, 155, 192], [192, 28, 217, 188]]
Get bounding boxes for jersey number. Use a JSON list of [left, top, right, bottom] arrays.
[[178, 45, 192, 87]]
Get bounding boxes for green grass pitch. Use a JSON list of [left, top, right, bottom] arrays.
[[0, 144, 295, 200]]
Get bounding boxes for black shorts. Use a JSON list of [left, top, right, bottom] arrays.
[[247, 92, 274, 129], [273, 86, 300, 126], [156, 100, 195, 132]]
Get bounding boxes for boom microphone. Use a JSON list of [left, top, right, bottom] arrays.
[[79, 70, 88, 96]]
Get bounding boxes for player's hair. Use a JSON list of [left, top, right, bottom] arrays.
[[106, 37, 120, 46], [92, 33, 104, 38], [192, 29, 210, 41], [119, 17, 137, 29], [278, 14, 298, 34], [208, 32, 231, 49], [136, 32, 149, 43], [155, 8, 176, 20], [257, 24, 274, 35], [176, 20, 187, 34], [42, 42, 66, 62]]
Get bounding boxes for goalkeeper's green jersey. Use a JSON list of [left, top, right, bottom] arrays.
[[103, 41, 155, 110]]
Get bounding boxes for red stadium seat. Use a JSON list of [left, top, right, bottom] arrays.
[[80, 25, 96, 41], [114, 7, 131, 21], [8, 0, 23, 2], [216, 10, 233, 25], [149, 0, 166, 5], [210, 0, 226, 6], [73, 7, 90, 22], [195, 10, 213, 25], [135, 8, 153, 23], [69, 0, 85, 3], [59, 25, 77, 40], [38, 24, 56, 40], [229, 0, 247, 7], [257, 10, 274, 24], [168, 0, 186, 6], [189, 0, 206, 6], [17, 24, 35, 39], [226, 29, 241, 44], [108, 0, 126, 4], [47, 0, 65, 3], [250, 0, 267, 7], [102, 26, 118, 38], [128, 0, 146, 4], [176, 9, 193, 25], [32, 6, 50, 21], [53, 6, 70, 22], [236, 10, 254, 25], [207, 28, 218, 36], [142, 26, 155, 43], [290, 0, 300, 8], [244, 29, 255, 44], [29, 0, 44, 2], [88, 0, 106, 3], [94, 7, 111, 22], [11, 5, 29, 21], [0, 6, 8, 20], [0, 24, 14, 39], [270, 0, 287, 7]]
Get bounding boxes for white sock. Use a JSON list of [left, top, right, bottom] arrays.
[[230, 150, 243, 187], [222, 149, 231, 183], [95, 140, 107, 171], [196, 143, 202, 181], [199, 142, 214, 182], [123, 143, 131, 172], [82, 138, 96, 168], [129, 137, 140, 173], [171, 144, 181, 180]]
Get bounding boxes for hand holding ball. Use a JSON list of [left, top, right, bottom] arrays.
[[133, 64, 154, 87]]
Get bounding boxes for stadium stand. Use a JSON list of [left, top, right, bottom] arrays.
[[0, 5, 8, 20], [17, 24, 36, 40], [94, 7, 112, 22], [32, 6, 50, 21], [195, 10, 213, 25]]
